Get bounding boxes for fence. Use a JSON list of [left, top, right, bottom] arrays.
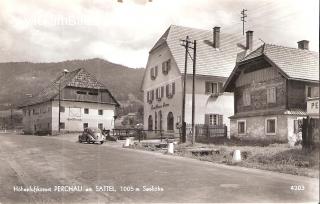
[[186, 124, 227, 143], [111, 128, 176, 142], [302, 117, 320, 150]]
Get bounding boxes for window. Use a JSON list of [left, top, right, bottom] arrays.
[[243, 90, 251, 106], [159, 111, 163, 131], [98, 123, 103, 130], [306, 86, 312, 98], [98, 109, 103, 115], [59, 122, 65, 129], [265, 118, 276, 135], [294, 120, 302, 134], [28, 110, 31, 116], [162, 59, 171, 75], [166, 82, 175, 98], [156, 87, 164, 101], [89, 92, 98, 96], [148, 115, 153, 130], [205, 82, 223, 95], [167, 112, 174, 131], [237, 120, 246, 134], [60, 106, 65, 112], [205, 114, 223, 126], [147, 90, 155, 103], [83, 123, 88, 129], [76, 90, 87, 95], [267, 87, 276, 103], [150, 66, 158, 80], [84, 108, 89, 114]]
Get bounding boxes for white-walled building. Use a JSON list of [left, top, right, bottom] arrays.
[[141, 25, 258, 137], [19, 68, 119, 135]]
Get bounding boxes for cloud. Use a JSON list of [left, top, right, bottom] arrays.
[[0, 0, 318, 68]]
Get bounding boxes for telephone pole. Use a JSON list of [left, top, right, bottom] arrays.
[[180, 36, 197, 144], [240, 9, 247, 35]]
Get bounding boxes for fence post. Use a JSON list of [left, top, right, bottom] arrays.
[[224, 125, 227, 137], [160, 130, 163, 142]]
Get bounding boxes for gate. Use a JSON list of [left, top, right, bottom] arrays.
[[186, 124, 227, 143]]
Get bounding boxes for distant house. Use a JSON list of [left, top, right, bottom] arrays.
[[19, 68, 119, 135], [141, 25, 258, 137], [224, 40, 319, 143]]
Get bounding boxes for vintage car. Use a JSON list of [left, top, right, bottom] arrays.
[[78, 128, 105, 144]]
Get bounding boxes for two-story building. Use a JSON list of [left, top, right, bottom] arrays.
[[224, 40, 319, 143], [19, 68, 119, 135], [141, 25, 258, 137]]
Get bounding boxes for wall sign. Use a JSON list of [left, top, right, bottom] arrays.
[[151, 102, 169, 110]]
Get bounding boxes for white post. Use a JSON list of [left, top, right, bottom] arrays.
[[167, 143, 174, 154], [123, 138, 130, 147], [232, 150, 242, 162]]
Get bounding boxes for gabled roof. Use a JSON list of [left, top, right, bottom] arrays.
[[149, 25, 261, 77], [224, 43, 319, 92], [19, 68, 119, 107]]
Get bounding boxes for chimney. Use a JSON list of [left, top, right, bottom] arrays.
[[213, 26, 220, 48], [297, 40, 309, 50], [246, 30, 253, 50]]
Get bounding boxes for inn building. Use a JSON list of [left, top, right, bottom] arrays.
[[19, 68, 119, 135], [141, 25, 258, 137], [224, 40, 319, 143]]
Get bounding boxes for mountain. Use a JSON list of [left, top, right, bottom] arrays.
[[0, 58, 145, 110]]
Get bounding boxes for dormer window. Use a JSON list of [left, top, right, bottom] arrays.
[[150, 66, 158, 80], [162, 59, 171, 75], [205, 82, 223, 95]]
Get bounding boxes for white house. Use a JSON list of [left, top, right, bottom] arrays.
[[141, 25, 258, 138], [19, 68, 119, 135]]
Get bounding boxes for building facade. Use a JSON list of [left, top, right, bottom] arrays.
[[141, 25, 257, 137], [224, 40, 319, 143], [20, 68, 119, 135]]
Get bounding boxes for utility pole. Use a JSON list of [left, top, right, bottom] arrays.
[[191, 40, 196, 145], [58, 81, 61, 133], [180, 36, 189, 143], [240, 9, 247, 35], [180, 36, 197, 144]]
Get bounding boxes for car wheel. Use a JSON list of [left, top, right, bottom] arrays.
[[100, 141, 104, 144]]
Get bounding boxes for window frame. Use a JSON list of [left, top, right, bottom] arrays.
[[267, 87, 276, 104], [98, 109, 103, 115], [265, 117, 277, 135], [237, 120, 246, 135], [84, 108, 89, 114]]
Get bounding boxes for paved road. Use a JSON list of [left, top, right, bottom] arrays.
[[0, 133, 318, 203]]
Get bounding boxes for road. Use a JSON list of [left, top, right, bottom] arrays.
[[0, 133, 318, 203]]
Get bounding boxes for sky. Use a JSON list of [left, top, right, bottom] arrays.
[[0, 0, 318, 68]]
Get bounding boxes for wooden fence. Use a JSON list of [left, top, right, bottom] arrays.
[[186, 124, 227, 143]]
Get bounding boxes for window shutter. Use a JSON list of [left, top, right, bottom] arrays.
[[147, 91, 149, 102], [166, 84, 169, 97], [155, 66, 158, 78], [150, 68, 153, 79], [162, 62, 165, 73], [204, 114, 209, 125], [219, 82, 224, 93], [161, 86, 164, 98], [172, 82, 175, 95], [167, 59, 171, 71], [273, 87, 276, 103], [151, 90, 154, 101], [205, 82, 211, 94], [218, 115, 223, 126]]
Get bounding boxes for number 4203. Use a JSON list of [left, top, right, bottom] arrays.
[[290, 185, 305, 191]]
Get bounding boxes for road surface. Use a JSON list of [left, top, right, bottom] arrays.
[[0, 133, 318, 203]]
